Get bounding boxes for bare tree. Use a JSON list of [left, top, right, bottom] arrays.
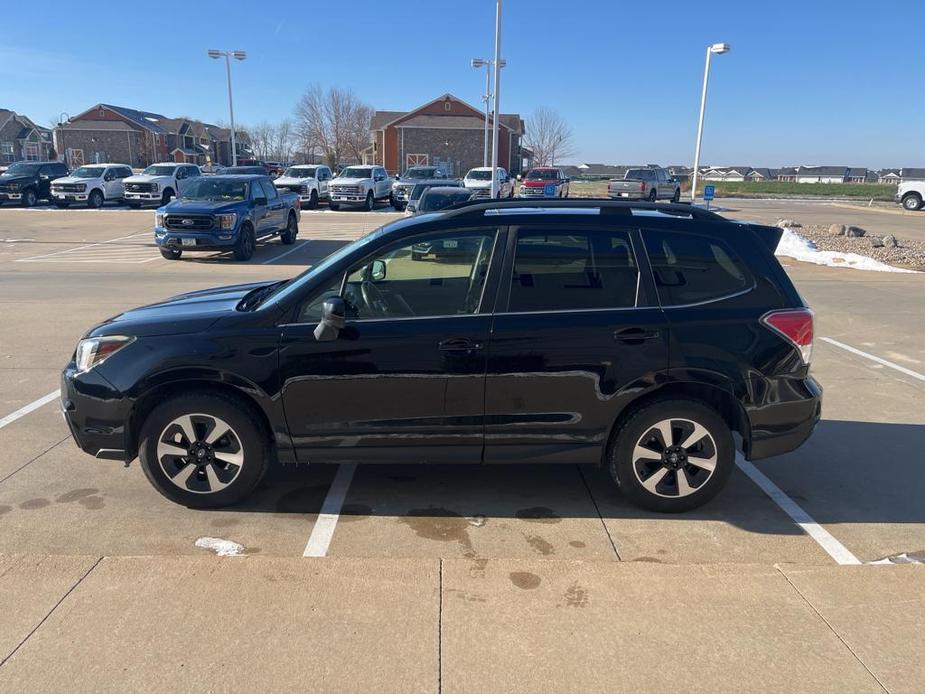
[[523, 107, 576, 167], [294, 84, 372, 168]]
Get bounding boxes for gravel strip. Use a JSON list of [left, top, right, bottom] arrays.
[[777, 220, 925, 271]]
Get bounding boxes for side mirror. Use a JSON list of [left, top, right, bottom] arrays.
[[395, 175, 401, 181], [314, 297, 346, 342], [370, 259, 387, 282], [254, 196, 268, 206]]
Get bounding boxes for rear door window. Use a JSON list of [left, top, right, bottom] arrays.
[[643, 229, 753, 306], [507, 229, 639, 312]]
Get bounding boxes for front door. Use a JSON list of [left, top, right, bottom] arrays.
[[249, 180, 270, 232], [260, 180, 286, 233], [279, 228, 502, 463], [484, 225, 669, 464]]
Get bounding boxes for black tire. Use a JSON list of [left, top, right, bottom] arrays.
[[138, 392, 269, 508], [88, 189, 104, 209], [22, 188, 37, 207], [363, 191, 374, 211], [609, 399, 734, 513], [671, 188, 681, 203], [280, 212, 298, 244], [161, 189, 174, 206], [160, 247, 182, 260], [648, 188, 657, 203], [902, 193, 922, 211], [234, 223, 256, 261], [54, 202, 70, 209], [329, 203, 340, 211], [307, 189, 318, 209]]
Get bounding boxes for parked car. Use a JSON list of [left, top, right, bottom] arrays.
[[391, 166, 451, 210], [406, 184, 471, 216], [153, 174, 300, 261], [274, 164, 333, 209], [329, 165, 391, 211], [264, 161, 284, 178], [63, 198, 820, 512], [518, 167, 570, 199], [896, 181, 924, 211], [50, 164, 133, 208], [463, 166, 514, 199], [609, 167, 681, 203], [0, 161, 68, 207], [124, 163, 202, 208]]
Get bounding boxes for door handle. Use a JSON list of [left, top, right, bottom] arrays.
[[439, 338, 483, 353], [613, 327, 661, 343]]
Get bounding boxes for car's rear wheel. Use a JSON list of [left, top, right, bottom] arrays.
[[138, 393, 269, 508], [648, 188, 657, 202], [902, 193, 922, 211], [280, 212, 298, 244], [609, 399, 734, 513], [234, 223, 256, 261], [88, 189, 104, 208], [159, 247, 182, 260], [671, 188, 681, 203]]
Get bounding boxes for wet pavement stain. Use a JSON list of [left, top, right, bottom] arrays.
[[509, 571, 542, 590], [339, 503, 372, 522], [515, 507, 561, 524], [0, 505, 11, 516], [468, 558, 489, 578], [55, 488, 99, 504], [19, 498, 50, 510], [568, 540, 586, 549], [564, 582, 589, 608], [400, 508, 475, 555], [78, 496, 105, 510], [525, 534, 555, 556]]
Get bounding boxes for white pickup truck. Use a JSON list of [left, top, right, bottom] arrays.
[[50, 163, 133, 208], [273, 164, 333, 209], [328, 165, 392, 211], [123, 163, 202, 208], [897, 181, 924, 211]]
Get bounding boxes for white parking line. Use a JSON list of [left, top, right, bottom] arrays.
[[261, 239, 309, 265], [0, 390, 61, 431], [16, 232, 156, 264], [302, 463, 357, 557], [736, 455, 861, 565], [820, 337, 925, 383]]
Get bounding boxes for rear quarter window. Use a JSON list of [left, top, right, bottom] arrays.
[[643, 229, 754, 306]]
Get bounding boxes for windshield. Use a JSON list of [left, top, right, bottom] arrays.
[[142, 165, 177, 176], [71, 167, 107, 178], [284, 167, 317, 178], [409, 183, 441, 201], [181, 178, 248, 201], [419, 190, 472, 212], [466, 169, 492, 180], [5, 163, 42, 176], [403, 167, 437, 179], [526, 169, 558, 180], [339, 167, 372, 179]]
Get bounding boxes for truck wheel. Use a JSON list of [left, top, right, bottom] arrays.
[[307, 189, 318, 209], [234, 224, 256, 261], [902, 193, 922, 211], [22, 188, 37, 207], [671, 188, 681, 203], [161, 189, 174, 206], [280, 212, 298, 244], [648, 189, 657, 202], [88, 190, 104, 208], [160, 247, 182, 260], [363, 191, 374, 211]]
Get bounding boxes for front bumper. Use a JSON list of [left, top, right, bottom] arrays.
[[748, 376, 822, 460], [53, 191, 89, 201], [155, 227, 237, 251], [330, 193, 368, 203], [125, 192, 161, 202], [0, 192, 22, 200], [61, 365, 132, 461]]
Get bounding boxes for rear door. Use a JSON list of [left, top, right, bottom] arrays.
[[484, 224, 669, 464]]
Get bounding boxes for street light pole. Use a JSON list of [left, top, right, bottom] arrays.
[[471, 58, 507, 168], [690, 42, 730, 203], [489, 0, 503, 198], [208, 49, 247, 166]]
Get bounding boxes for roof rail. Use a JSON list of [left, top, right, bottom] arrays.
[[442, 197, 728, 222]]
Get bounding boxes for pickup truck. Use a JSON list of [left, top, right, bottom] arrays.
[[463, 166, 514, 199], [124, 163, 202, 208], [50, 163, 133, 208], [329, 165, 392, 211], [517, 167, 569, 199], [0, 160, 69, 207], [391, 166, 455, 210], [608, 167, 681, 202], [897, 181, 924, 211], [274, 164, 333, 209], [154, 174, 300, 261]]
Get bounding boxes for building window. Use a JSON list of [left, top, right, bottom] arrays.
[[444, 101, 451, 111], [0, 142, 13, 163], [23, 142, 41, 161], [406, 153, 429, 167]]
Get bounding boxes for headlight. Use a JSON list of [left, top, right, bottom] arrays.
[[150, 183, 159, 192], [155, 212, 165, 227], [75, 336, 134, 373], [8, 183, 20, 191], [77, 184, 87, 192], [217, 213, 237, 230], [300, 185, 308, 194]]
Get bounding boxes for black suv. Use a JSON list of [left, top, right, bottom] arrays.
[[0, 161, 69, 206], [62, 200, 821, 512]]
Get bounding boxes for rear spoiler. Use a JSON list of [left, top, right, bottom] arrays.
[[748, 224, 783, 253]]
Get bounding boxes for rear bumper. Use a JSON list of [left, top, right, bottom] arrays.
[[61, 365, 132, 461], [748, 376, 822, 460]]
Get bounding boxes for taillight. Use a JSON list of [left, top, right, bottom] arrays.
[[761, 309, 814, 365], [640, 182, 646, 191]]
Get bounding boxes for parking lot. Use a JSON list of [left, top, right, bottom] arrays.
[[1, 201, 923, 692]]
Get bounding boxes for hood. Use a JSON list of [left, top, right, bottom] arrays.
[[88, 281, 276, 338], [0, 174, 34, 185], [52, 175, 96, 185], [275, 175, 316, 186], [464, 179, 492, 189], [125, 174, 173, 184], [331, 176, 371, 186], [162, 198, 242, 214]]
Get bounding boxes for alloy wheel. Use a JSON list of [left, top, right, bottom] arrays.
[[631, 418, 718, 498], [156, 414, 245, 494]]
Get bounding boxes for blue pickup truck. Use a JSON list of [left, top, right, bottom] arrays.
[[154, 174, 300, 261]]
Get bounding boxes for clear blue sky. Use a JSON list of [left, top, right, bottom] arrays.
[[1, 1, 919, 168]]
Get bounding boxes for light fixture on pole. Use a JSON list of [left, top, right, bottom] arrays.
[[690, 42, 730, 203], [208, 49, 247, 166], [471, 57, 506, 168], [489, 0, 503, 198]]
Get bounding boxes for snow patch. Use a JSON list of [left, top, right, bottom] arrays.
[[775, 228, 916, 273], [867, 552, 925, 565], [195, 537, 245, 556]]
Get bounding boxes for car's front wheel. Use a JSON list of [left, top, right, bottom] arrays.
[[22, 188, 37, 207], [88, 189, 104, 209], [609, 399, 734, 512], [234, 223, 256, 261], [363, 191, 374, 211], [159, 247, 182, 260], [138, 393, 269, 508]]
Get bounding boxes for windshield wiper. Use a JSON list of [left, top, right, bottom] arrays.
[[237, 280, 287, 311]]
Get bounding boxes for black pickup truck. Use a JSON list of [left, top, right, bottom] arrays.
[[0, 161, 69, 207]]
